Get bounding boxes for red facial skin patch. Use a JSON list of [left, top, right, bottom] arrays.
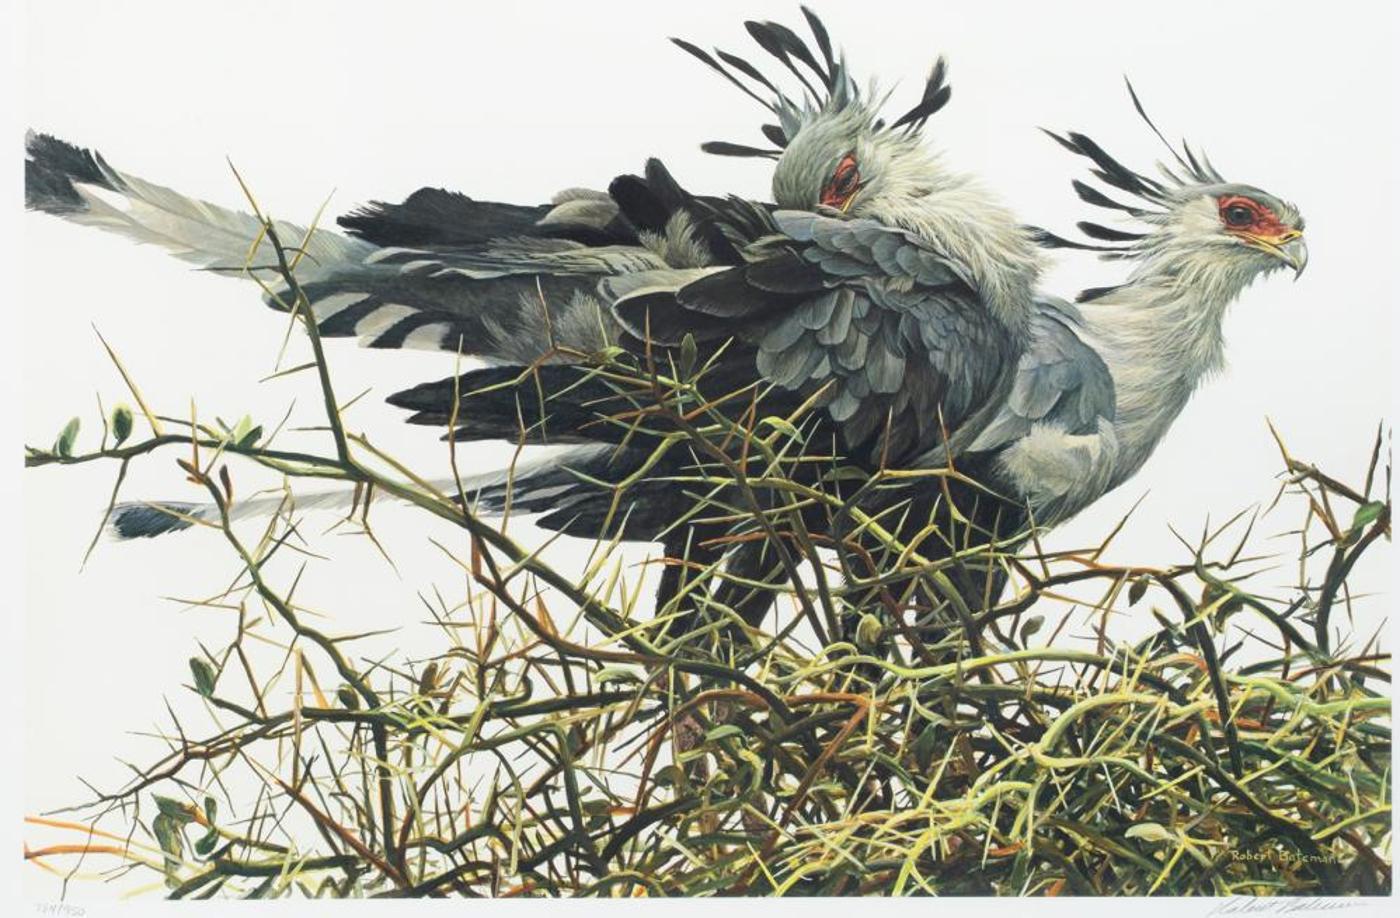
[[1217, 194, 1292, 239], [821, 154, 860, 209]]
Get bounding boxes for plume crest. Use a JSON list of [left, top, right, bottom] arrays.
[[1035, 79, 1230, 261], [673, 7, 953, 159]]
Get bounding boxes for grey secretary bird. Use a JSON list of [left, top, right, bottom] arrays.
[[25, 9, 1305, 643]]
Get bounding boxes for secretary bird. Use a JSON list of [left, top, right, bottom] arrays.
[[25, 9, 1305, 646]]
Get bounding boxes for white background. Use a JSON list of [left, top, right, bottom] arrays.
[[4, 0, 1397, 911]]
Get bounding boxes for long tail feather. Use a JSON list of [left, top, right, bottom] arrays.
[[106, 447, 616, 541], [25, 131, 374, 273]]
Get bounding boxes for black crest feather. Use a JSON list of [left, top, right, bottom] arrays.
[[891, 58, 951, 133], [744, 19, 825, 99], [676, 10, 955, 157], [700, 141, 782, 160], [671, 38, 778, 114], [1071, 180, 1145, 216], [1039, 78, 1234, 260], [800, 6, 836, 84], [1076, 221, 1145, 243]]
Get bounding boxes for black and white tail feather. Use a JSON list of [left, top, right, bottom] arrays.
[[106, 444, 624, 541], [26, 129, 761, 546], [25, 131, 374, 272], [23, 131, 645, 361]]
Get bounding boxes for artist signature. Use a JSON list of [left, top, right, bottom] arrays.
[[1205, 898, 1370, 916]]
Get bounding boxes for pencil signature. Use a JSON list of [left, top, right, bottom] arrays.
[[1205, 898, 1371, 917]]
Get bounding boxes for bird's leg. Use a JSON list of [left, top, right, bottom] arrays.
[[653, 527, 721, 645], [711, 538, 781, 632]]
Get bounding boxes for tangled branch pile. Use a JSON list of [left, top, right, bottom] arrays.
[[24, 218, 1391, 898]]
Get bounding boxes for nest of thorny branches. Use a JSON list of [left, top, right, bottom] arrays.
[[23, 193, 1392, 899]]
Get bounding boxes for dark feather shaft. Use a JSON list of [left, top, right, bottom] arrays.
[[1076, 221, 1145, 242], [671, 38, 779, 114], [744, 20, 823, 102], [800, 6, 837, 88], [701, 141, 781, 159]]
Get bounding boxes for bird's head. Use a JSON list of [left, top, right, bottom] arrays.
[[672, 7, 954, 218], [1039, 81, 1307, 296], [1155, 184, 1306, 279], [767, 89, 948, 217]]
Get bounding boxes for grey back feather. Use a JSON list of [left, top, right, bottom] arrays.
[[967, 297, 1115, 453]]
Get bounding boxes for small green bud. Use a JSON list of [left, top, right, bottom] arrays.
[[189, 658, 216, 697], [337, 686, 360, 710], [111, 403, 134, 445], [55, 417, 81, 457], [1127, 576, 1150, 606], [678, 332, 698, 379], [855, 612, 883, 649]]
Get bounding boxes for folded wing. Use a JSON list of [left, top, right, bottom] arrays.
[[608, 210, 1024, 461]]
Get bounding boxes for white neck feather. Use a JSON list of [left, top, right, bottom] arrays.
[[1079, 245, 1261, 486]]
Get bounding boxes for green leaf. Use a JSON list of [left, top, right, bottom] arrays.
[[237, 425, 263, 449], [228, 415, 262, 449], [193, 827, 220, 859], [111, 403, 134, 445], [203, 795, 218, 825], [759, 416, 803, 442], [705, 725, 744, 744], [1350, 500, 1386, 535], [337, 686, 360, 710], [1018, 615, 1044, 644], [652, 764, 683, 787], [189, 658, 217, 698], [1126, 822, 1175, 844], [594, 666, 642, 685], [821, 465, 870, 483], [155, 794, 197, 824], [1128, 576, 1150, 606], [152, 811, 185, 858], [55, 417, 81, 457]]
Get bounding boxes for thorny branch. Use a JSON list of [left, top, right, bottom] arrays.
[[23, 201, 1391, 898]]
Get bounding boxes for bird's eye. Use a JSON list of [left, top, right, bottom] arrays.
[[834, 160, 858, 192], [820, 154, 861, 209], [1223, 203, 1256, 228]]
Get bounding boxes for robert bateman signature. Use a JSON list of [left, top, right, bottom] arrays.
[[1206, 898, 1370, 916]]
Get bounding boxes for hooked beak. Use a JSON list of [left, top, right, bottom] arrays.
[[1279, 235, 1308, 279], [820, 183, 864, 216], [1244, 230, 1308, 279], [836, 184, 863, 215]]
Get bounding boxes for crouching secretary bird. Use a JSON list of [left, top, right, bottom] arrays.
[[25, 10, 1305, 646]]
